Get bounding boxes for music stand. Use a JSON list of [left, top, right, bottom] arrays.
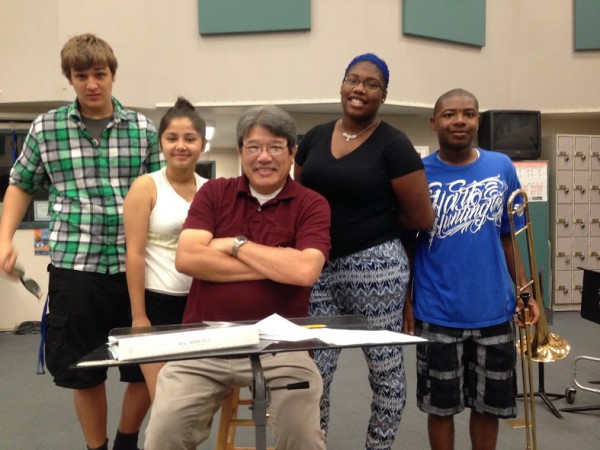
[[560, 267, 600, 414], [72, 315, 425, 450]]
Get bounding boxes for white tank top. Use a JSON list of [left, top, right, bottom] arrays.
[[145, 168, 207, 295]]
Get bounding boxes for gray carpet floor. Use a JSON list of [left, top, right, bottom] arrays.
[[1, 311, 599, 449]]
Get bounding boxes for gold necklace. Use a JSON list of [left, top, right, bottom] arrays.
[[340, 119, 378, 142]]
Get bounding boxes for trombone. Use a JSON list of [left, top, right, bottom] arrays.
[[506, 189, 571, 450]]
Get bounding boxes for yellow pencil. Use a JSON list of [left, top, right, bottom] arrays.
[[302, 324, 327, 329]]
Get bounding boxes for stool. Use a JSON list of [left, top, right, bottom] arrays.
[[216, 386, 274, 450]]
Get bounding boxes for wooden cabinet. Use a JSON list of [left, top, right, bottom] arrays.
[[543, 135, 600, 310]]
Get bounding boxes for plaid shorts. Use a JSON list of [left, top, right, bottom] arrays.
[[415, 320, 517, 418]]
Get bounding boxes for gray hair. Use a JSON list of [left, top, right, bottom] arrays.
[[236, 106, 297, 152]]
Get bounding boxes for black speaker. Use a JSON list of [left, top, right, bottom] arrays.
[[580, 268, 600, 325]]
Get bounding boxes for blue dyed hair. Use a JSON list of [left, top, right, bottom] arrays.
[[344, 53, 389, 89]]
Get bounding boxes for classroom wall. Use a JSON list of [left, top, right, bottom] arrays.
[[0, 0, 598, 113]]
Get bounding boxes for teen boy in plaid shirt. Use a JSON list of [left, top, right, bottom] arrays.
[[0, 34, 162, 450]]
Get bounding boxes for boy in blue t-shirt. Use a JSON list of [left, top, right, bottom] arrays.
[[404, 88, 540, 450]]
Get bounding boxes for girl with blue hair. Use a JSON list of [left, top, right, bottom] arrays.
[[295, 53, 434, 449]]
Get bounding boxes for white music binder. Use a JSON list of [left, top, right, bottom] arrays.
[[107, 323, 260, 361]]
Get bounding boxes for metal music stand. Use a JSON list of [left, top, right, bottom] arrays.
[[72, 315, 424, 450], [561, 268, 600, 414]]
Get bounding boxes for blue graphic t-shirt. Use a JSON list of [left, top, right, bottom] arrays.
[[412, 149, 523, 328]]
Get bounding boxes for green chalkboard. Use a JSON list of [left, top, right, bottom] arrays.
[[402, 0, 486, 47], [574, 0, 600, 50], [197, 0, 311, 35]]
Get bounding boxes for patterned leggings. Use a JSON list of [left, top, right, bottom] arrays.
[[309, 239, 409, 450]]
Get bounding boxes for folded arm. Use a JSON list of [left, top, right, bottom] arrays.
[[176, 230, 325, 287], [210, 237, 325, 287], [175, 229, 266, 283]]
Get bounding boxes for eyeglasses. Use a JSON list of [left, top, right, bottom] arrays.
[[12, 265, 43, 300], [242, 144, 288, 156], [343, 76, 384, 91]]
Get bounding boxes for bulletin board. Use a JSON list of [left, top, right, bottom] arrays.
[[197, 0, 311, 35], [574, 0, 600, 50], [402, 0, 486, 47]]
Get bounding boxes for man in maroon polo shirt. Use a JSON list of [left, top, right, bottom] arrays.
[[144, 105, 331, 450]]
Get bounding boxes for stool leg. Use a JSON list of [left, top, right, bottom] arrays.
[[216, 387, 240, 450], [216, 385, 274, 450]]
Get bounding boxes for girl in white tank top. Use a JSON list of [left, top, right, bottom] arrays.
[[123, 97, 209, 400]]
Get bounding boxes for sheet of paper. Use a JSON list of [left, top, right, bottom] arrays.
[[256, 314, 426, 345], [308, 328, 426, 345], [256, 313, 314, 341]]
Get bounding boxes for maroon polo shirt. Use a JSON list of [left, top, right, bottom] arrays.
[[181, 176, 331, 323]]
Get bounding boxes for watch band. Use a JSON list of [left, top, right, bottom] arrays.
[[232, 235, 248, 257]]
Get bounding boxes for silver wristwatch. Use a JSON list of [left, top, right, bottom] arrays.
[[232, 235, 248, 257]]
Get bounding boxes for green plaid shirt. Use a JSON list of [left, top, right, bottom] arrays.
[[10, 98, 162, 274]]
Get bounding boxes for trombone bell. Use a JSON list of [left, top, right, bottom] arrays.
[[517, 332, 571, 363]]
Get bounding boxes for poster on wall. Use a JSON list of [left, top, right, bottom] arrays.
[[513, 161, 548, 202], [34, 229, 49, 255]]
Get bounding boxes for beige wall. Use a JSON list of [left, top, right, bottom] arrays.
[[1, 0, 599, 113]]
